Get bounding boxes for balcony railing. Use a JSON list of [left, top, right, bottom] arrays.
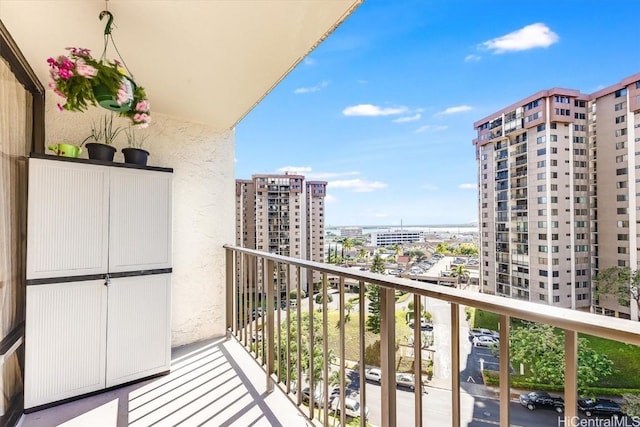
[[224, 245, 640, 427]]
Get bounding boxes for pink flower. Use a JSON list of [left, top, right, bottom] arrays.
[[75, 59, 97, 78], [133, 113, 151, 124], [58, 68, 73, 80], [117, 89, 131, 105], [135, 100, 150, 112], [56, 103, 65, 112]]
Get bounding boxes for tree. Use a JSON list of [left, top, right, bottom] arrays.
[[342, 237, 354, 255], [327, 246, 343, 264], [509, 323, 614, 391], [315, 293, 334, 304], [594, 266, 640, 311], [391, 244, 401, 261], [356, 248, 369, 262], [457, 243, 479, 256], [450, 264, 470, 288], [435, 243, 449, 255], [366, 253, 386, 334], [277, 312, 334, 386]]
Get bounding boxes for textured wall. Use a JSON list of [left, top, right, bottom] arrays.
[[44, 99, 235, 347]]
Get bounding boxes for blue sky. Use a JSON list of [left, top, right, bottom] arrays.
[[235, 0, 640, 227]]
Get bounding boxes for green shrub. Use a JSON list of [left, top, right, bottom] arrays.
[[315, 293, 334, 304], [289, 290, 307, 300]]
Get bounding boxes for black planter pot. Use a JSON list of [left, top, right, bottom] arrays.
[[86, 143, 117, 161], [122, 147, 149, 166]]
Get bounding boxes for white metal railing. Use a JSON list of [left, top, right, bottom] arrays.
[[224, 245, 640, 427]]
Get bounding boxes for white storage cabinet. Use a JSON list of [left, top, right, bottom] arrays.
[[24, 157, 173, 409]]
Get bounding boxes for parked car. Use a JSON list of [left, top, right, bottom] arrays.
[[364, 368, 382, 383], [408, 318, 433, 330], [519, 391, 564, 413], [578, 398, 625, 418], [472, 335, 498, 347], [395, 373, 417, 390], [301, 386, 334, 407], [468, 328, 499, 340], [331, 397, 369, 419]]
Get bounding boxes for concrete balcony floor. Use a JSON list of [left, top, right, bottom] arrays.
[[18, 337, 309, 427]]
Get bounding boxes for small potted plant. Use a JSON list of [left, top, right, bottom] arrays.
[[82, 113, 124, 161], [122, 125, 150, 166]]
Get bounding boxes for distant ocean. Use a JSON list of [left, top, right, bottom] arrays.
[[326, 225, 478, 234]]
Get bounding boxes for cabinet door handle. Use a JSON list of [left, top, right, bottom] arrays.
[[104, 274, 111, 287]]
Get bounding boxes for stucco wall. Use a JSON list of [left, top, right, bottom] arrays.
[[44, 100, 235, 347]]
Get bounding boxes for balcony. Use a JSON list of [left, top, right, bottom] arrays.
[[17, 245, 640, 426]]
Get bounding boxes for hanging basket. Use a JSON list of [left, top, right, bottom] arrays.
[[93, 76, 136, 113]]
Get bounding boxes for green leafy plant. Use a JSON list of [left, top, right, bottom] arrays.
[[124, 125, 149, 148], [82, 114, 123, 145]]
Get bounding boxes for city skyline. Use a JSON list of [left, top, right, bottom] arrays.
[[235, 0, 640, 226]]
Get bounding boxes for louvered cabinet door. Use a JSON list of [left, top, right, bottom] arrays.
[[108, 168, 173, 273], [26, 159, 110, 279], [105, 274, 171, 386], [24, 280, 107, 409]]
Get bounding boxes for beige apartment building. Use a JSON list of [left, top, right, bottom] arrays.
[[236, 173, 327, 293], [474, 72, 640, 319]]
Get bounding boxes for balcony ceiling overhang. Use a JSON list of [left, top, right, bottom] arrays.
[[1, 0, 363, 129]]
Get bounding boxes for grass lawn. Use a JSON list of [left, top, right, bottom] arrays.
[[324, 307, 417, 372], [469, 308, 640, 390], [581, 335, 640, 389]]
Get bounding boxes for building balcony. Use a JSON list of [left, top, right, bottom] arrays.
[[15, 246, 640, 426]]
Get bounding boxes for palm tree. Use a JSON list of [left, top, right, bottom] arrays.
[[391, 243, 402, 261], [342, 237, 354, 265], [356, 248, 368, 262], [450, 264, 470, 288]]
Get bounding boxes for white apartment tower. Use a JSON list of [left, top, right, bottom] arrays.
[[474, 72, 640, 318]]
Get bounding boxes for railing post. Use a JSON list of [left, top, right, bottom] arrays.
[[380, 286, 396, 427], [451, 303, 460, 427], [307, 267, 315, 419], [226, 248, 233, 338], [339, 277, 346, 427], [564, 330, 578, 422], [413, 294, 423, 426], [499, 314, 510, 427], [359, 281, 366, 425], [265, 259, 275, 392], [322, 273, 329, 423]]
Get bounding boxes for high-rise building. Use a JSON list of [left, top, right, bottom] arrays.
[[236, 173, 327, 293], [473, 72, 640, 319]]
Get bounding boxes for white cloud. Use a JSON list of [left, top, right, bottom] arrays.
[[303, 57, 316, 66], [324, 194, 337, 203], [459, 183, 477, 190], [392, 113, 421, 123], [328, 179, 388, 192], [465, 54, 481, 62], [342, 104, 408, 117], [437, 105, 473, 115], [357, 79, 368, 84], [481, 23, 559, 54], [294, 80, 329, 94], [374, 212, 388, 218], [277, 166, 313, 174], [415, 125, 448, 133]]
